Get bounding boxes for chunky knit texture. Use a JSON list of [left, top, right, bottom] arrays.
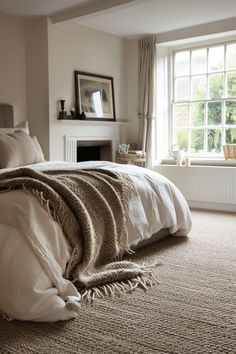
[[0, 167, 157, 303]]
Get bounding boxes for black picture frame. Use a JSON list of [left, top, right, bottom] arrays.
[[75, 71, 116, 121]]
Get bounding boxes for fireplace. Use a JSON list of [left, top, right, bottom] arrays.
[[65, 135, 116, 163], [77, 140, 112, 162]]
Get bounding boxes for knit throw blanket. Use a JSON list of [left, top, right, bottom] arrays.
[[0, 167, 158, 306]]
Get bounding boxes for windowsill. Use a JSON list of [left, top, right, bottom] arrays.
[[159, 158, 236, 167]]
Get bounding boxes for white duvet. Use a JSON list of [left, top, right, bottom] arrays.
[[0, 161, 191, 322]]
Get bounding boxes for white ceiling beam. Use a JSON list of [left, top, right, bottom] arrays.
[[50, 0, 138, 24], [157, 16, 236, 44]]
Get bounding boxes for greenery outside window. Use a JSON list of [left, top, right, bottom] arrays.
[[172, 42, 236, 157]]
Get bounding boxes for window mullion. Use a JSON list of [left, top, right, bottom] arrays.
[[204, 99, 208, 153], [223, 44, 227, 147], [205, 47, 209, 154]]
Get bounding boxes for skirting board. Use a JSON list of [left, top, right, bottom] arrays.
[[188, 200, 236, 213]]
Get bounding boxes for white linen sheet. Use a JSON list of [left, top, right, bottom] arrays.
[[0, 161, 191, 322]]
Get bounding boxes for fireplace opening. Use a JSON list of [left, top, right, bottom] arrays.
[[77, 140, 112, 162]]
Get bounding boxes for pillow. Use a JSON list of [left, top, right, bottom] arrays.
[[15, 120, 30, 134], [31, 135, 45, 162], [0, 120, 29, 135], [0, 131, 45, 168]]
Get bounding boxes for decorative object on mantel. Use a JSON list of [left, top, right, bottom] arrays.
[[75, 70, 116, 121], [116, 144, 146, 167], [58, 101, 77, 120], [70, 107, 76, 117], [58, 99, 67, 119]]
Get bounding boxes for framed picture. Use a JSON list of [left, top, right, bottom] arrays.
[[75, 71, 116, 121]]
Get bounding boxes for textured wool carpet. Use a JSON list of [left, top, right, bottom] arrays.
[[0, 209, 235, 354]]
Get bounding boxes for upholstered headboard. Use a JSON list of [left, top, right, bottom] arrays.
[[0, 104, 14, 128]]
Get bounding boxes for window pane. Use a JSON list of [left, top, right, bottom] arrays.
[[207, 129, 222, 152], [226, 101, 236, 125], [190, 102, 204, 126], [226, 44, 236, 70], [171, 44, 236, 157], [175, 51, 190, 76], [208, 74, 224, 99], [227, 72, 236, 97], [208, 46, 224, 72], [191, 48, 207, 74], [173, 130, 188, 151], [173, 104, 188, 127], [207, 102, 222, 125], [191, 130, 204, 153], [191, 75, 206, 100], [226, 128, 236, 143], [175, 78, 190, 101]]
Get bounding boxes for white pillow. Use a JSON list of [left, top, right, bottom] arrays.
[[15, 120, 30, 134], [0, 131, 45, 168], [0, 120, 29, 135]]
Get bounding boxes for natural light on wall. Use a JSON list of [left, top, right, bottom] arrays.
[[172, 42, 236, 157]]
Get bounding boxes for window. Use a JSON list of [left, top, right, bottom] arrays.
[[171, 42, 236, 157]]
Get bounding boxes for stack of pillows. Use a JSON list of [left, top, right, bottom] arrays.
[[0, 121, 45, 169]]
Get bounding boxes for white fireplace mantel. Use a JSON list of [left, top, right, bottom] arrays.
[[59, 120, 128, 126], [50, 119, 128, 161]]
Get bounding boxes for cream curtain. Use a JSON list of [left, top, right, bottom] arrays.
[[138, 37, 156, 168]]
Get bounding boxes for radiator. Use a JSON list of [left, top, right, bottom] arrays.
[[65, 137, 77, 162], [155, 165, 236, 212]]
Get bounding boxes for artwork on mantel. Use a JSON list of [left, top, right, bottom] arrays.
[[75, 71, 116, 121]]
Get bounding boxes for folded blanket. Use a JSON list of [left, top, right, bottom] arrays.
[[0, 168, 158, 309]]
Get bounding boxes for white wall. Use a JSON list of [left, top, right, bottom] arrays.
[[0, 12, 27, 125], [25, 18, 50, 159], [48, 21, 130, 160], [0, 14, 140, 161]]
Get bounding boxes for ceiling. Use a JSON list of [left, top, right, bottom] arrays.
[[0, 0, 236, 38]]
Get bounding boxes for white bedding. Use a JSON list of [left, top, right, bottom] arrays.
[[0, 161, 191, 322]]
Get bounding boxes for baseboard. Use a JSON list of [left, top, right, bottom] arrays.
[[188, 200, 236, 213]]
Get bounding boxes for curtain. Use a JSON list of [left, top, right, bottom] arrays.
[[138, 37, 156, 168]]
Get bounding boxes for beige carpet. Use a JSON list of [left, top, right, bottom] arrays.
[[0, 209, 235, 354]]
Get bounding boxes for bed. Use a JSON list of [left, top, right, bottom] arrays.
[[0, 127, 191, 322]]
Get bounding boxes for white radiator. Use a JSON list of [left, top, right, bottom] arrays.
[[155, 165, 236, 212], [65, 137, 77, 162]]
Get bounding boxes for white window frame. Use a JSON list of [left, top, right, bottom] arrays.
[[170, 40, 236, 158]]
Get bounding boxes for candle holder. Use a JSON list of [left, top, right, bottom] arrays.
[[58, 99, 67, 119]]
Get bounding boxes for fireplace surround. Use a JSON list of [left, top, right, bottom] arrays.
[[61, 120, 128, 163], [65, 135, 116, 162]]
